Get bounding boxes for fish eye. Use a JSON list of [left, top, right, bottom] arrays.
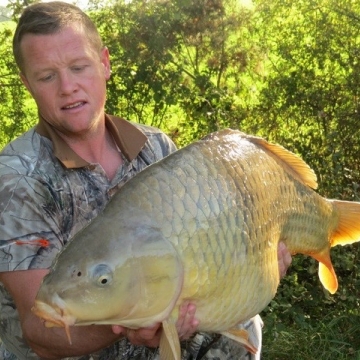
[[91, 264, 113, 286]]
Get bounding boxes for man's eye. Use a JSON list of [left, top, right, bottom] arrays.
[[39, 74, 54, 82], [72, 65, 87, 72]]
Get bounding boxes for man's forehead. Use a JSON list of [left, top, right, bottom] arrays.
[[20, 26, 97, 60], [20, 27, 98, 75]]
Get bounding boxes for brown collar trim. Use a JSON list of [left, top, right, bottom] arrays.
[[35, 114, 148, 168], [105, 114, 148, 161]]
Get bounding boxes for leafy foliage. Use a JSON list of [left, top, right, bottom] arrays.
[[90, 0, 262, 145], [0, 22, 36, 148], [248, 0, 360, 199]]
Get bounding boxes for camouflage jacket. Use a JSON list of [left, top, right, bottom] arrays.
[[0, 115, 260, 360]]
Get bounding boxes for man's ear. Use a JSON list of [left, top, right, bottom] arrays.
[[101, 47, 111, 80], [20, 72, 34, 96]]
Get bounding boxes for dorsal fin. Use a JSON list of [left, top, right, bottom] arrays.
[[203, 129, 318, 189], [246, 134, 318, 189]]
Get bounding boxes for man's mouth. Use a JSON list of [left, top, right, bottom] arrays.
[[62, 101, 85, 110]]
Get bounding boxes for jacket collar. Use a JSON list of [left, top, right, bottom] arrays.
[[35, 114, 148, 168]]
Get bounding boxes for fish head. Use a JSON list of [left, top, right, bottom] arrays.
[[32, 225, 183, 337], [33, 259, 124, 324]]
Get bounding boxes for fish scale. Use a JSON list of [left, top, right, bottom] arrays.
[[33, 129, 360, 359]]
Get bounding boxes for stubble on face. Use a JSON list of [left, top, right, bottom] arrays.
[[19, 25, 111, 141]]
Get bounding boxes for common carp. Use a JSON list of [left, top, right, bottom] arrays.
[[32, 129, 360, 359]]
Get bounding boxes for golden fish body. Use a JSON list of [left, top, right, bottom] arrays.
[[33, 130, 360, 359]]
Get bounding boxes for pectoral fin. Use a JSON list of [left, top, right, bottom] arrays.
[[221, 328, 258, 354], [160, 320, 181, 360]]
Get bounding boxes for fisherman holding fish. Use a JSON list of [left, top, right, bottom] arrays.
[[0, 2, 292, 359]]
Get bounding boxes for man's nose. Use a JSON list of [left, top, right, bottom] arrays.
[[59, 71, 78, 95]]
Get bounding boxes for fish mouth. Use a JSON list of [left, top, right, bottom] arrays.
[[32, 298, 76, 344]]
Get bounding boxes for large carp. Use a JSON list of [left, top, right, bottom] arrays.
[[32, 129, 360, 359]]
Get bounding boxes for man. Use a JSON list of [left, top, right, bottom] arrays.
[[0, 2, 291, 359]]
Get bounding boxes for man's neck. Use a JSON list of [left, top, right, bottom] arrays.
[[57, 125, 123, 180]]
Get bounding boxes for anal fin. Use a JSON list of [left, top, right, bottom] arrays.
[[312, 250, 338, 294], [221, 328, 258, 355]]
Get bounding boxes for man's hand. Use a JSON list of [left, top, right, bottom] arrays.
[[278, 241, 292, 278], [111, 301, 199, 347]]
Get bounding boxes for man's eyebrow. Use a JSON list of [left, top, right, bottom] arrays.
[[32, 68, 54, 77], [32, 57, 91, 76]]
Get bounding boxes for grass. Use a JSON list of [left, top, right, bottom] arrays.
[[262, 315, 360, 360]]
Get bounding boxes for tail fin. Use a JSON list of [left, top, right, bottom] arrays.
[[315, 199, 360, 294], [330, 200, 360, 246]]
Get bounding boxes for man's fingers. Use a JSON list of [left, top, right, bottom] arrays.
[[123, 324, 161, 347], [112, 323, 162, 347], [176, 301, 199, 340], [278, 241, 292, 278]]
